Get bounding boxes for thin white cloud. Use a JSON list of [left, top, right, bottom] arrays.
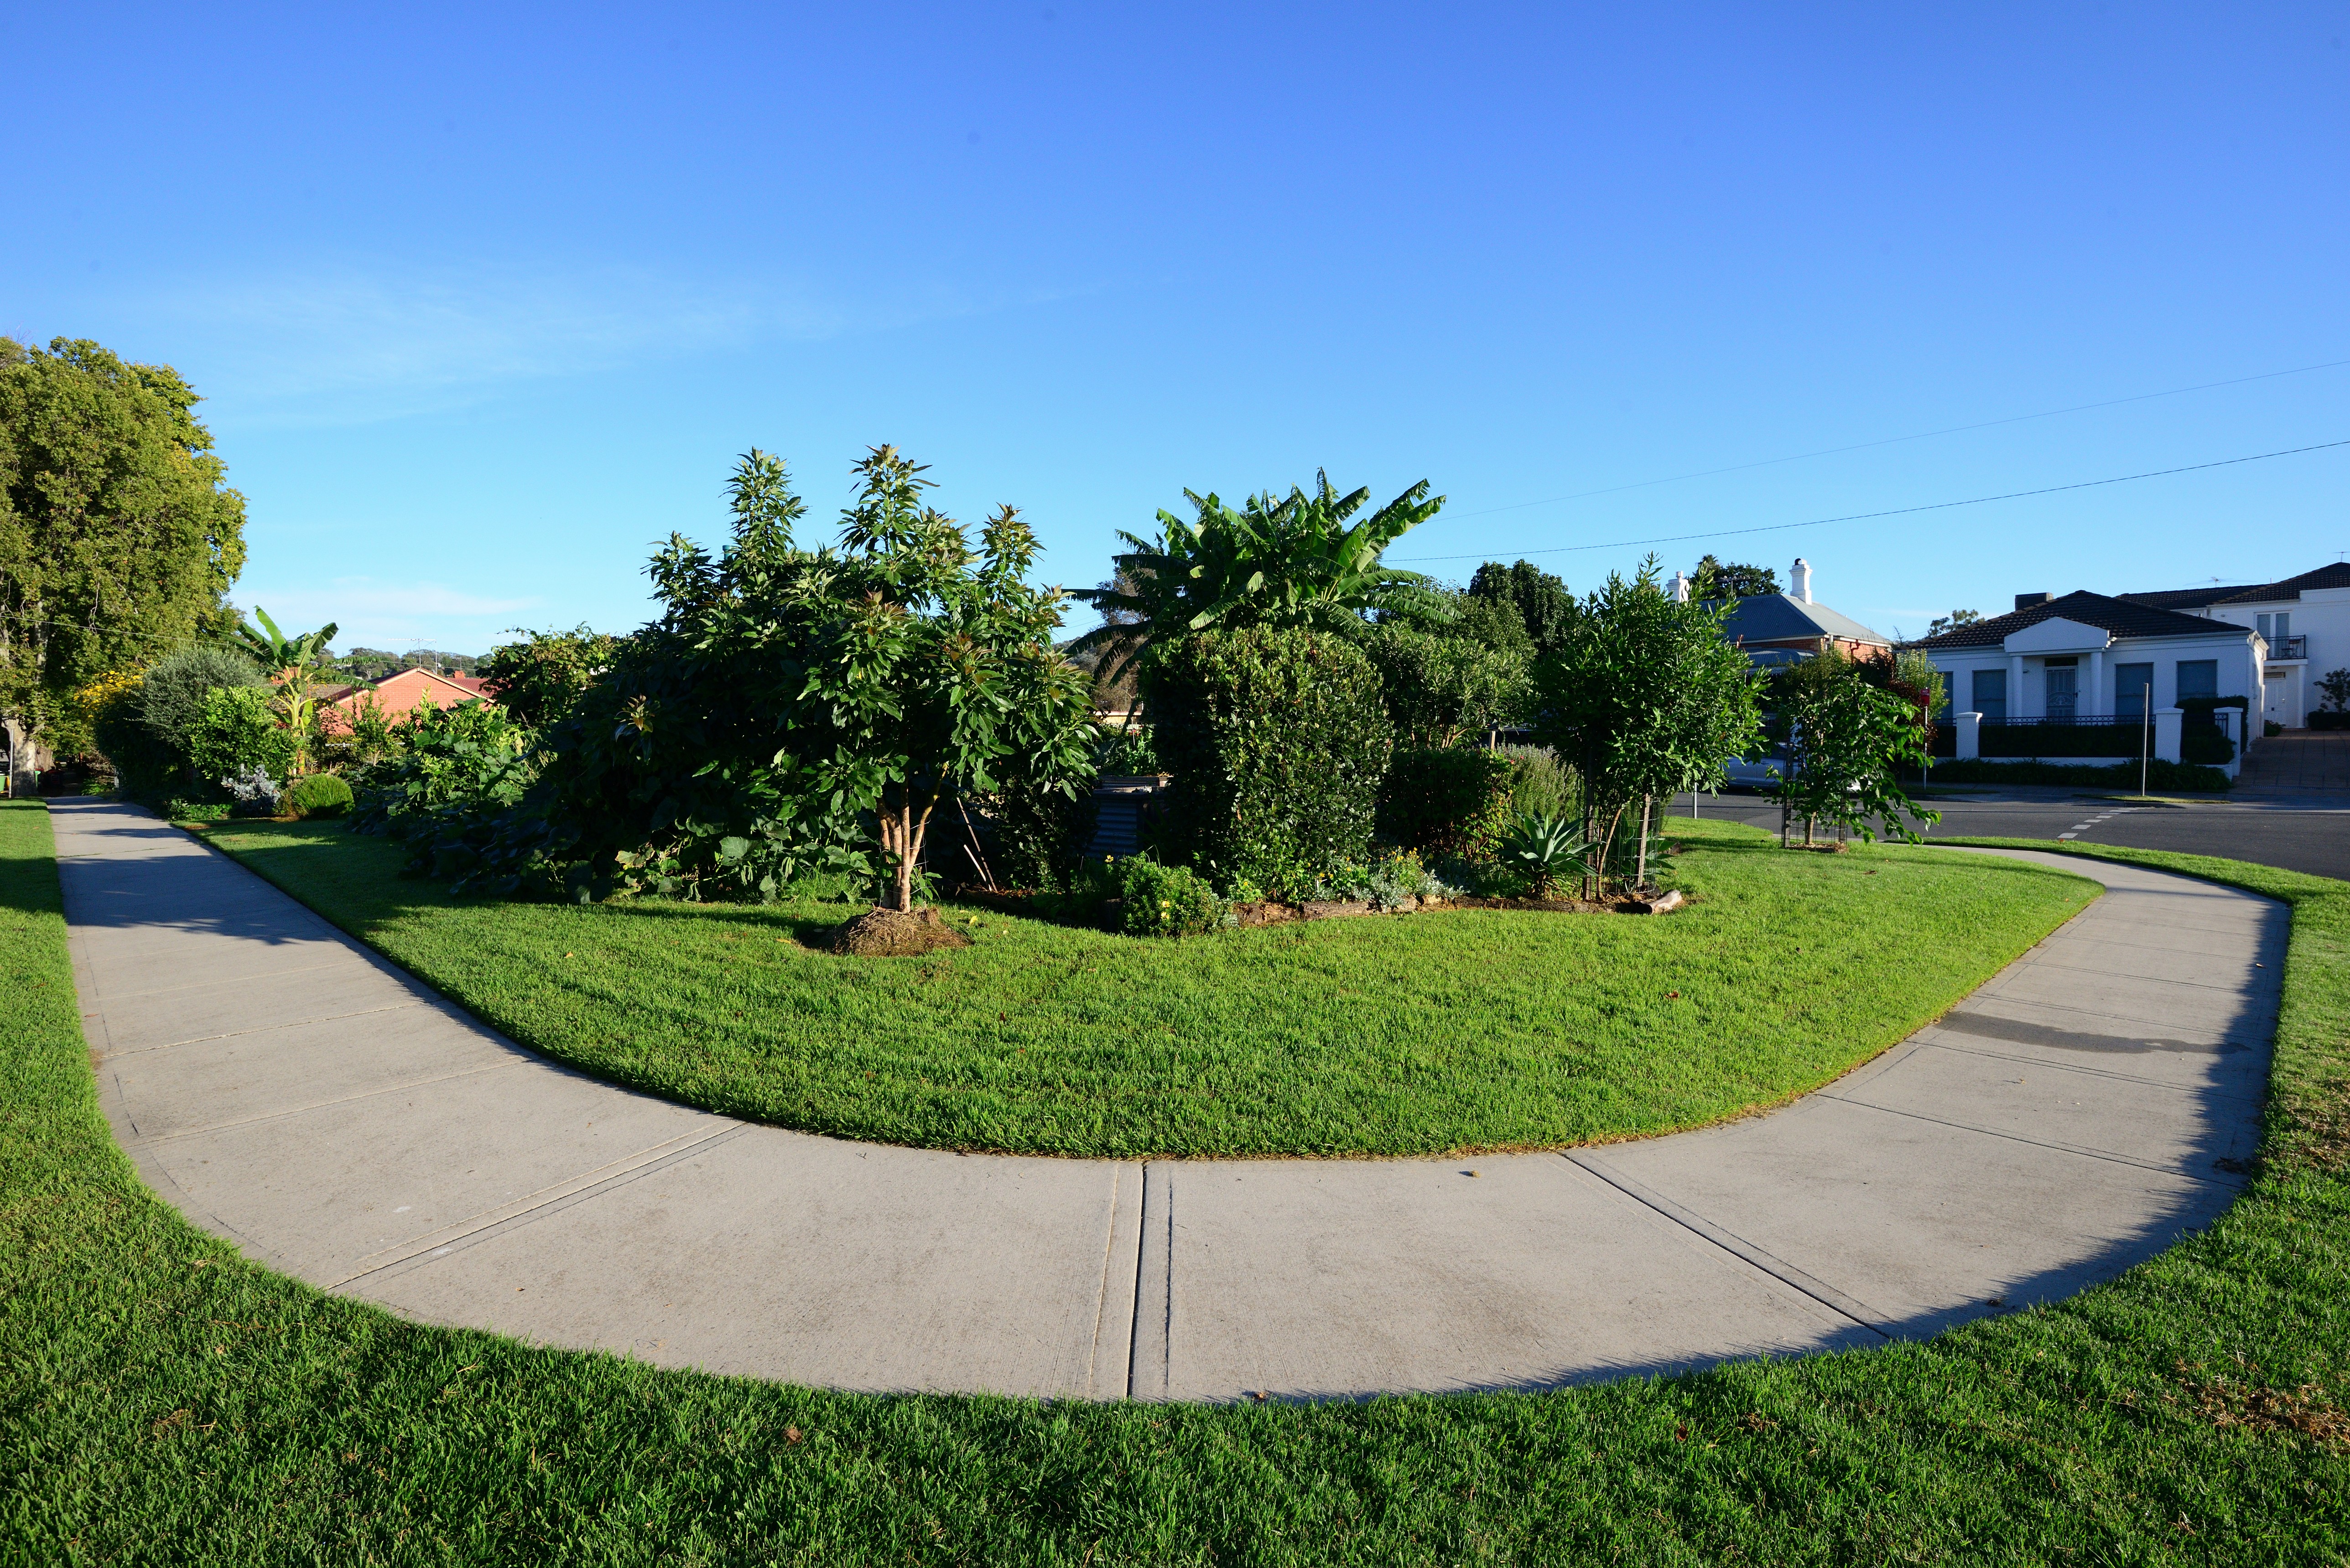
[[134, 258, 1073, 427], [231, 576, 545, 654]]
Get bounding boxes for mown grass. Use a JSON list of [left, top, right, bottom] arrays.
[[7, 801, 2349, 1562], [192, 813, 2088, 1158]]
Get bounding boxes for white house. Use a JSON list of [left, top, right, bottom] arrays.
[[1910, 590, 2265, 775], [2120, 561, 2350, 729]]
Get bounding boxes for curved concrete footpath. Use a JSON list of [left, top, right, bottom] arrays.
[[53, 797, 2282, 1401]]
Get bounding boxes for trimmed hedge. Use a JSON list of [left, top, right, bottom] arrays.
[[1922, 758, 2231, 791], [1146, 625, 1393, 900], [286, 772, 354, 819], [1377, 745, 1514, 859]]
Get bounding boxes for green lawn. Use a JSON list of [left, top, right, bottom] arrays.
[[187, 813, 2091, 1158], [6, 800, 2347, 1562]]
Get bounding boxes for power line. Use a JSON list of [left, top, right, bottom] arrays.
[[1439, 355, 2350, 523], [1392, 437, 2350, 564]]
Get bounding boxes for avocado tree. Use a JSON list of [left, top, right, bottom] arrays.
[[1530, 558, 1762, 894], [792, 446, 1097, 911]]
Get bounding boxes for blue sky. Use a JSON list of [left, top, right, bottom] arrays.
[[6, 4, 2347, 654]]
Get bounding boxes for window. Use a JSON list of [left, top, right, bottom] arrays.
[[2114, 662, 2153, 718], [2176, 659, 2218, 700], [2256, 612, 2290, 645], [1972, 668, 2006, 721]]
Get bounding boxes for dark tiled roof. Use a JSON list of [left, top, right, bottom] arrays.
[[1908, 590, 2248, 650], [1710, 594, 1890, 648], [2120, 561, 2350, 608]]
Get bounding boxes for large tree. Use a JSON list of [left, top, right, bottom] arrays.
[[0, 337, 247, 755]]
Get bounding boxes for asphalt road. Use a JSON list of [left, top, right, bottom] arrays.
[[1669, 786, 2350, 882]]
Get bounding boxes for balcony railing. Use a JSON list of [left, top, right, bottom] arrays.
[[2272, 634, 2308, 660]]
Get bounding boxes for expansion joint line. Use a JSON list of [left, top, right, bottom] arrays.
[[1561, 1151, 1895, 1339]]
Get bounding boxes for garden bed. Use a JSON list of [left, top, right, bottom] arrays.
[[192, 813, 2092, 1160]]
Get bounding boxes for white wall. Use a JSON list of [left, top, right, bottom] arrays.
[[1928, 632, 2261, 719], [2194, 586, 2350, 727]]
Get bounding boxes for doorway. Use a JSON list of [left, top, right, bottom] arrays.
[[2044, 659, 2078, 719]]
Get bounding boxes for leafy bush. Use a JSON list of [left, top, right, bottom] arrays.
[[1313, 847, 1455, 908], [164, 796, 229, 822], [1147, 624, 1393, 900], [1497, 811, 1589, 898], [2319, 666, 2350, 714], [1093, 725, 1159, 776], [476, 625, 622, 726], [1500, 744, 1574, 819], [1114, 857, 1229, 937], [1362, 623, 1530, 747], [286, 772, 354, 819], [1530, 559, 1763, 891], [1765, 648, 1937, 847], [85, 672, 177, 799], [138, 645, 267, 757], [1376, 746, 1514, 859], [976, 754, 1098, 893], [1922, 758, 2232, 791], [187, 686, 295, 784], [426, 448, 1094, 905], [348, 700, 537, 841], [2181, 726, 2236, 765]]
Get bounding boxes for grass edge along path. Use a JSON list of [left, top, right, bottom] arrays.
[[5, 798, 2348, 1563], [186, 812, 2090, 1159]]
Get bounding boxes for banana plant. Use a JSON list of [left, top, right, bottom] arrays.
[[1069, 471, 1449, 692], [232, 608, 339, 770]]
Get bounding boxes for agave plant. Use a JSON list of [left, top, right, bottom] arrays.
[[1069, 471, 1448, 691], [1498, 810, 1589, 898]]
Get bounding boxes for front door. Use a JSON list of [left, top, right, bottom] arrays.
[[2045, 664, 2077, 719]]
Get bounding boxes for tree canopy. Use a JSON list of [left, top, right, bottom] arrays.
[[1690, 555, 1779, 600], [0, 337, 247, 753], [1465, 561, 1574, 656]]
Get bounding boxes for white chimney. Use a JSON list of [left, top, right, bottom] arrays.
[[1790, 557, 1812, 604], [1669, 571, 1690, 602]]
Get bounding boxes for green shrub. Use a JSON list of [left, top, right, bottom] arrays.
[[1377, 746, 1514, 858], [92, 695, 182, 799], [1923, 758, 2231, 791], [187, 686, 295, 784], [1313, 846, 1454, 908], [1146, 625, 1393, 900], [137, 645, 267, 759], [1498, 745, 1570, 817], [1093, 725, 1159, 776], [348, 700, 537, 839], [163, 797, 229, 822], [1362, 623, 1530, 746], [286, 772, 354, 819], [1114, 857, 1228, 937], [978, 757, 1098, 893], [2180, 727, 2236, 765]]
